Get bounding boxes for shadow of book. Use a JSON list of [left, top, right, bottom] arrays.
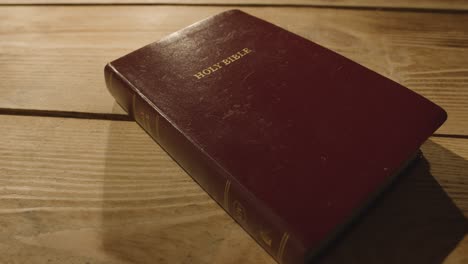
[[101, 120, 274, 264], [314, 140, 467, 264], [102, 117, 466, 264]]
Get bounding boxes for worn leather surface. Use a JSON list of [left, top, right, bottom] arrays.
[[107, 9, 446, 264]]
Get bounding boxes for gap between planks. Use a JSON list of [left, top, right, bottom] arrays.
[[0, 108, 132, 121], [1, 108, 467, 139], [0, 2, 468, 14]]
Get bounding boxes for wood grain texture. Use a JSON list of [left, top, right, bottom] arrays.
[[1, 0, 468, 11], [1, 6, 468, 135], [0, 115, 466, 263], [0, 115, 274, 264]]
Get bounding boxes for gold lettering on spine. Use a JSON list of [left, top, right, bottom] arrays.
[[277, 232, 290, 263], [233, 200, 247, 223], [260, 230, 273, 247], [224, 179, 232, 210], [133, 94, 154, 135]]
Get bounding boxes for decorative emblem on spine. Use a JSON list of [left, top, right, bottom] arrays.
[[224, 179, 231, 210], [132, 94, 161, 140], [277, 232, 290, 263]]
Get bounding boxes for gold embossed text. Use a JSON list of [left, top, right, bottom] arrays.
[[193, 48, 252, 79]]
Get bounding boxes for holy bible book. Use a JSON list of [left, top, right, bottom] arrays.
[[104, 10, 447, 264]]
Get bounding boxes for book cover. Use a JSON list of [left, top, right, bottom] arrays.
[[104, 9, 447, 264]]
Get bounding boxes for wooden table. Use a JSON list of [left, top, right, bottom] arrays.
[[1, 1, 467, 263]]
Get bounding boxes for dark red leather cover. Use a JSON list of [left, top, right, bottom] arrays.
[[104, 9, 447, 264]]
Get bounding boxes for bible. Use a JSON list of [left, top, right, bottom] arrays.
[[104, 10, 447, 264]]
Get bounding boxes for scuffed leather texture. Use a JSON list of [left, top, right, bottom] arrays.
[[107, 9, 447, 264]]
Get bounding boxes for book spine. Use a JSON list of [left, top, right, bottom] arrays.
[[104, 64, 305, 264]]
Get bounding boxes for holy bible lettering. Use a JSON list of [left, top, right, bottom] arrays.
[[193, 48, 252, 79]]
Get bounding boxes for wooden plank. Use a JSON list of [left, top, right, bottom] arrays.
[[0, 115, 466, 263], [0, 115, 274, 264], [1, 0, 468, 11], [0, 6, 467, 136]]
